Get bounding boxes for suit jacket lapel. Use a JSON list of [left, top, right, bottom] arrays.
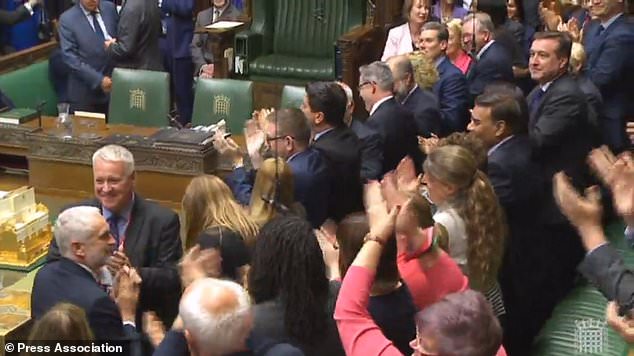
[[122, 197, 145, 263]]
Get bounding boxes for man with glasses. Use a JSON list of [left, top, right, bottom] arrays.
[[358, 61, 423, 176]]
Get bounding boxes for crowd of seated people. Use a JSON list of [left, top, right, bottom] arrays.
[[19, 0, 634, 355]]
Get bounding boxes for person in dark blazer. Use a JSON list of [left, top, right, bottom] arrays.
[[191, 0, 241, 77], [582, 2, 634, 152], [570, 42, 603, 146], [467, 87, 544, 356], [225, 108, 332, 228], [420, 22, 469, 136], [58, 0, 118, 113], [47, 145, 183, 327], [358, 61, 424, 176], [462, 13, 514, 100], [303, 81, 363, 222], [160, 0, 195, 124], [106, 0, 163, 71], [339, 81, 382, 182], [528, 31, 592, 312], [387, 54, 442, 138], [0, 0, 38, 25], [32, 206, 140, 351]]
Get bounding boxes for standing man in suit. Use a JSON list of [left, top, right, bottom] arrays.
[[467, 89, 544, 356], [387, 54, 442, 138], [528, 31, 592, 315], [358, 61, 424, 176], [105, 0, 163, 71], [303, 81, 363, 222], [191, 0, 241, 78], [419, 21, 469, 136], [160, 0, 195, 125], [462, 13, 514, 100], [33, 206, 141, 346], [582, 0, 634, 152], [338, 81, 383, 181], [48, 145, 183, 326], [225, 108, 332, 228], [58, 0, 118, 113]]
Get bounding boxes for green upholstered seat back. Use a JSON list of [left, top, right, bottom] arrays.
[[271, 0, 364, 58], [108, 68, 170, 127], [0, 61, 58, 116], [191, 78, 253, 134], [279, 85, 305, 109]]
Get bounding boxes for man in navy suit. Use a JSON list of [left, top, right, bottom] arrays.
[[358, 61, 424, 176], [160, 0, 195, 125], [304, 81, 363, 222], [467, 88, 544, 356], [227, 108, 332, 228], [462, 13, 514, 100], [582, 0, 634, 152], [58, 0, 118, 113], [32, 206, 140, 348], [528, 31, 592, 320], [339, 81, 383, 181], [420, 22, 469, 136], [387, 54, 442, 138]]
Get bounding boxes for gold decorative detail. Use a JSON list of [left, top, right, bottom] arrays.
[[213, 95, 231, 117], [129, 89, 147, 111]]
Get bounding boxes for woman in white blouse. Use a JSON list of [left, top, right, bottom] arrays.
[[381, 0, 433, 61]]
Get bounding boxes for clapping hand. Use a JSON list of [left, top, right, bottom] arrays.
[[143, 312, 166, 348], [606, 301, 634, 344], [107, 244, 131, 274], [200, 64, 215, 79], [179, 245, 222, 288], [114, 266, 141, 322], [588, 146, 634, 224], [395, 156, 420, 193], [419, 134, 439, 155]]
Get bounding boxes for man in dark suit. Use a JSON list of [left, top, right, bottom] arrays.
[[32, 206, 140, 348], [358, 61, 424, 176], [303, 81, 363, 222], [468, 88, 544, 356], [528, 31, 592, 312], [420, 22, 469, 136], [191, 0, 241, 77], [160, 0, 195, 124], [58, 0, 118, 113], [226, 108, 332, 228], [462, 13, 514, 100], [339, 81, 382, 181], [105, 0, 163, 71], [582, 0, 634, 152], [48, 144, 183, 326], [387, 54, 442, 138]]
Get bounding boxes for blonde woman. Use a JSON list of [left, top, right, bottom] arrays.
[[182, 175, 259, 282], [422, 145, 507, 317], [408, 51, 440, 89], [446, 19, 473, 74]]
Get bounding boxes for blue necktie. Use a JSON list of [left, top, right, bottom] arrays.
[[597, 24, 605, 37], [91, 12, 105, 41], [530, 88, 545, 115], [108, 214, 120, 247]]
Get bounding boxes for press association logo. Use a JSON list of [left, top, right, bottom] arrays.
[[575, 318, 606, 354]]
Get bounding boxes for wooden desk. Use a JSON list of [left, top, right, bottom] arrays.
[[194, 22, 248, 79], [0, 117, 227, 208]]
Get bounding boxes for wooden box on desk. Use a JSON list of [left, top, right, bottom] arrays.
[[0, 269, 39, 352]]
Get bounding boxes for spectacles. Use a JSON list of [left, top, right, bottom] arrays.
[[266, 135, 294, 142], [358, 81, 373, 90]]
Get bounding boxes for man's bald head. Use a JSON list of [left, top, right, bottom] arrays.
[[386, 55, 416, 102], [180, 278, 252, 356]]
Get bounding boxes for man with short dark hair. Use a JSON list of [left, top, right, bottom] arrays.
[[462, 13, 514, 99], [303, 81, 363, 222], [527, 30, 593, 331], [419, 21, 469, 135], [387, 54, 442, 138]]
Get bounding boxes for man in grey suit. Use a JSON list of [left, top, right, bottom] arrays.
[[105, 0, 163, 71], [191, 0, 241, 77], [58, 0, 118, 113]]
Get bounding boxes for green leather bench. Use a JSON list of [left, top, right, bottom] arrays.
[[532, 222, 631, 355], [0, 60, 58, 116]]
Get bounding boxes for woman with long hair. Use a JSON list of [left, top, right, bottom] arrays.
[[248, 215, 344, 356], [182, 174, 259, 282], [422, 145, 507, 317]]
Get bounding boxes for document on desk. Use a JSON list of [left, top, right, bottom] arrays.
[[206, 21, 244, 29]]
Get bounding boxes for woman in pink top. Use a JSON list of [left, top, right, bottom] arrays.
[[446, 19, 473, 74], [334, 182, 506, 356]]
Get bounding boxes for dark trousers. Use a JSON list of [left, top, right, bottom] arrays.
[[163, 55, 194, 125]]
